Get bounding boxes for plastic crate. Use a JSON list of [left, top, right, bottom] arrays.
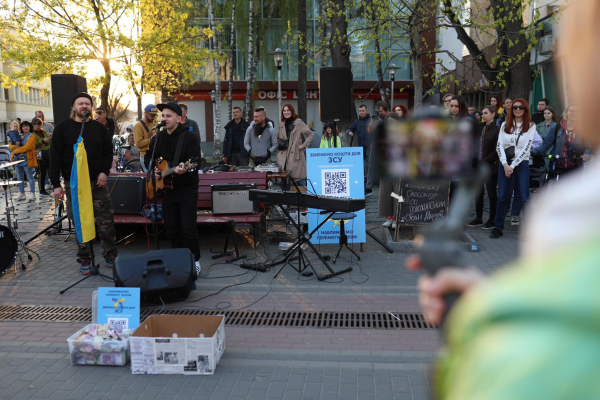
[[67, 324, 130, 366]]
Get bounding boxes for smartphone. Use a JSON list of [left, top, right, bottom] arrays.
[[375, 111, 477, 180]]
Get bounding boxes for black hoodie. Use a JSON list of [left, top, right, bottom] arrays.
[[49, 118, 113, 188], [145, 123, 200, 188]]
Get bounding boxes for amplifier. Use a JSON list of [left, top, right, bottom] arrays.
[[255, 163, 281, 173], [107, 175, 145, 214], [211, 183, 257, 215]]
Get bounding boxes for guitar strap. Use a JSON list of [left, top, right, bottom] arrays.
[[172, 129, 186, 167]]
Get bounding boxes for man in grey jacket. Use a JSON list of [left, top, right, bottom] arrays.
[[244, 108, 278, 167]]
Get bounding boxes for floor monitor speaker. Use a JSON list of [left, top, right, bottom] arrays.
[[113, 249, 196, 305], [319, 67, 353, 122], [51, 74, 88, 125]]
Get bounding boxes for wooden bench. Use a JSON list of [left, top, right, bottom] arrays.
[[111, 171, 268, 236]]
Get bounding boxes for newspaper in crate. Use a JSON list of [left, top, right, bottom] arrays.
[[97, 287, 141, 330], [130, 319, 225, 375]]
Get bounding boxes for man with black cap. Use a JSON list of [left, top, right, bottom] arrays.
[[49, 92, 118, 275], [144, 102, 201, 275]]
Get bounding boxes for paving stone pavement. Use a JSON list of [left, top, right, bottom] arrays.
[[0, 184, 523, 399]]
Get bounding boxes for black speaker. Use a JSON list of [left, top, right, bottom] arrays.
[[113, 249, 196, 304], [107, 175, 145, 214], [51, 74, 88, 124], [319, 67, 353, 122]]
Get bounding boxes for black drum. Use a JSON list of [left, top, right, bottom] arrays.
[[0, 225, 16, 275]]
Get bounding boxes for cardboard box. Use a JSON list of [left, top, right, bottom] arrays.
[[130, 315, 225, 375]]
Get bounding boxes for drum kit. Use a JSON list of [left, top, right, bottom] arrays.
[[0, 159, 37, 275]]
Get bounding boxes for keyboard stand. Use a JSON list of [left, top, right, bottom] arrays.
[[272, 205, 353, 281]]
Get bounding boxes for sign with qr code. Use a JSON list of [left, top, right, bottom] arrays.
[[97, 287, 141, 330], [306, 148, 366, 244]]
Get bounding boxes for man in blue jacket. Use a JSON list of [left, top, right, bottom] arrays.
[[222, 107, 250, 166], [348, 104, 372, 178]]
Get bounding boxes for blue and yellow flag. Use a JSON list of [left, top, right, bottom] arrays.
[[70, 136, 95, 243]]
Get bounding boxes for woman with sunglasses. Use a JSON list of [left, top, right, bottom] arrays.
[[490, 99, 537, 238]]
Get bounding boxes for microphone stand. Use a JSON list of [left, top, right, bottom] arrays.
[[60, 112, 114, 294], [146, 131, 161, 250]]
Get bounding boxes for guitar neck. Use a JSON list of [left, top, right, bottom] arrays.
[[161, 167, 178, 178]]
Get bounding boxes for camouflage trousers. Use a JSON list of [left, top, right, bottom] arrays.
[[65, 180, 118, 261]]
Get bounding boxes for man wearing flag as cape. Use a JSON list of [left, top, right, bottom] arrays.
[[50, 93, 117, 275]]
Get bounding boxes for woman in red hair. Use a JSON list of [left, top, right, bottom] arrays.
[[392, 104, 409, 119]]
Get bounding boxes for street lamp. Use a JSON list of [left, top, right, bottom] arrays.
[[210, 90, 216, 142], [386, 64, 401, 106], [269, 48, 286, 113]]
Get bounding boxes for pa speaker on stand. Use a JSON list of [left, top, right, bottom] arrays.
[[51, 74, 88, 124], [318, 67, 353, 123]]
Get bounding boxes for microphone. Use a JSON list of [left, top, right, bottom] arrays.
[[82, 110, 90, 121], [152, 121, 166, 131]]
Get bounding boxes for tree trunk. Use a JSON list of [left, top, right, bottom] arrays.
[[99, 60, 111, 110], [243, 0, 255, 122], [496, 2, 532, 100], [137, 95, 142, 121], [371, 8, 390, 109], [327, 0, 356, 146], [208, 0, 222, 158], [410, 13, 423, 110], [248, 0, 277, 116], [297, 0, 307, 122], [228, 1, 236, 122]]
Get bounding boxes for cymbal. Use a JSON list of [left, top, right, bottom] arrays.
[[0, 160, 22, 169], [0, 181, 23, 187]]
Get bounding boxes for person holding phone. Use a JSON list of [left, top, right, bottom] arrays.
[[407, 3, 600, 396]]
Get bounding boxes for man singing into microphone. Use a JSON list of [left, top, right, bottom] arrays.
[[49, 93, 118, 275]]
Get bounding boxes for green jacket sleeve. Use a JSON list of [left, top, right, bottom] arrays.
[[437, 236, 600, 400]]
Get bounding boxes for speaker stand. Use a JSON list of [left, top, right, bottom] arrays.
[[210, 220, 247, 263], [60, 240, 114, 295]]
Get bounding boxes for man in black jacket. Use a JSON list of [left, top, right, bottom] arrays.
[[145, 102, 201, 275], [531, 98, 549, 125], [468, 105, 500, 229], [50, 93, 118, 275], [222, 106, 250, 166]]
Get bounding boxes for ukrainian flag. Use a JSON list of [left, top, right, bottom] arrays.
[[70, 136, 95, 243]]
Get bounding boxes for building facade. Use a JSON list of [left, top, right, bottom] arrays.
[[0, 60, 54, 143], [175, 0, 421, 149]]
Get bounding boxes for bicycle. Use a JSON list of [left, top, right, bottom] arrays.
[[115, 145, 143, 173], [542, 154, 585, 188]]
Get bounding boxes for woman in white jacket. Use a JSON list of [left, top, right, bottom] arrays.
[[490, 98, 537, 239]]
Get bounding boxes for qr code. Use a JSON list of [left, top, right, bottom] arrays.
[[322, 169, 350, 197], [108, 318, 128, 329]]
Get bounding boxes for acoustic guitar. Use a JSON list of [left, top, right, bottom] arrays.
[[146, 158, 198, 199]]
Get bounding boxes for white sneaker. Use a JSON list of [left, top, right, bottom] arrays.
[[511, 216, 520, 226], [14, 192, 26, 201], [27, 193, 35, 202], [45, 184, 53, 191], [383, 218, 393, 228], [392, 220, 397, 229], [195, 261, 201, 276]]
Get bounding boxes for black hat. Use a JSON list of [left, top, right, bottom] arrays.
[[72, 92, 93, 106], [325, 122, 335, 129], [157, 102, 182, 116]]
